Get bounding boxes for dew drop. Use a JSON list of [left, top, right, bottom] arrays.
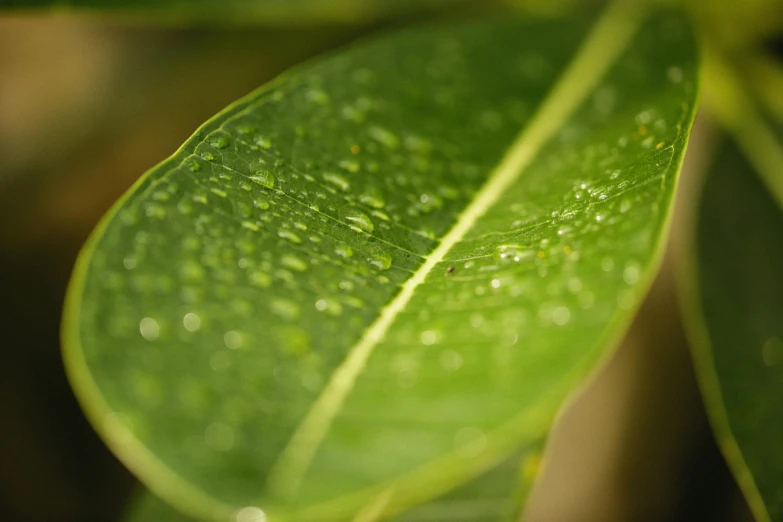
[[270, 299, 300, 320], [185, 159, 202, 172], [235, 506, 267, 522], [223, 330, 243, 349], [368, 126, 400, 149], [281, 255, 308, 272], [183, 312, 201, 332], [345, 211, 374, 233], [552, 306, 571, 326], [210, 136, 229, 149], [335, 244, 353, 259], [494, 244, 534, 263], [278, 229, 302, 244], [249, 270, 271, 288], [368, 250, 392, 271], [323, 172, 350, 191], [667, 66, 683, 84], [420, 330, 439, 346], [250, 170, 275, 189], [359, 190, 386, 209], [623, 263, 641, 285], [338, 159, 360, 173], [139, 317, 160, 341], [315, 298, 343, 316], [469, 313, 484, 328], [305, 89, 330, 105]]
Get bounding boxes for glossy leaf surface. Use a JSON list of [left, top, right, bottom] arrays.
[[63, 5, 698, 521]]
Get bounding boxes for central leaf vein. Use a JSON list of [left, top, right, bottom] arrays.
[[265, 0, 643, 499]]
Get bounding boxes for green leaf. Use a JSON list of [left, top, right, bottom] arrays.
[[125, 446, 539, 522], [681, 135, 783, 522], [63, 4, 698, 521], [682, 53, 783, 522], [1, 0, 467, 24]]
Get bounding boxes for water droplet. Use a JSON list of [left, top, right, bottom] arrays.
[[210, 136, 229, 149], [270, 299, 300, 320], [183, 312, 201, 332], [210, 188, 227, 198], [123, 256, 137, 270], [552, 306, 571, 326], [254, 135, 272, 149], [368, 126, 399, 149], [139, 317, 160, 341], [250, 170, 275, 189], [335, 245, 353, 259], [235, 507, 267, 522], [359, 190, 385, 209], [345, 211, 374, 233], [420, 330, 439, 345], [323, 172, 350, 191], [224, 330, 244, 349], [278, 229, 302, 244], [315, 298, 343, 316], [305, 89, 329, 105], [338, 159, 360, 173], [368, 250, 392, 270], [249, 270, 271, 288], [281, 255, 308, 272], [623, 263, 640, 285], [185, 159, 202, 172], [495, 244, 534, 263], [667, 66, 683, 84], [200, 151, 215, 161]]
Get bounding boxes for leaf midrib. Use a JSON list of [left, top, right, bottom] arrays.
[[265, 0, 644, 501]]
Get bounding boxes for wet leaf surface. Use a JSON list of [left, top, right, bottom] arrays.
[[63, 5, 698, 521]]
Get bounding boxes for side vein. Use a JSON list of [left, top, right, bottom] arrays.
[[265, 0, 642, 499]]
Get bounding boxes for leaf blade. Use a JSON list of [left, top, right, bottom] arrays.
[[63, 6, 699, 521]]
